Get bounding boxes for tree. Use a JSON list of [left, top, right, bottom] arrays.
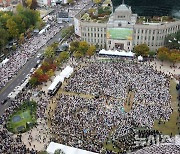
[[19, 33, 25, 44], [157, 47, 169, 64], [70, 41, 79, 54], [73, 51, 83, 59], [86, 45, 96, 57], [44, 46, 55, 60], [6, 18, 19, 38], [29, 76, 38, 86], [30, 0, 38, 10], [33, 68, 43, 77], [54, 149, 65, 154], [46, 69, 54, 77], [168, 49, 180, 65], [93, 0, 102, 4], [78, 41, 89, 55], [26, 0, 32, 8], [59, 51, 69, 62], [134, 44, 149, 57], [38, 74, 49, 83], [0, 28, 8, 51], [148, 50, 156, 58]]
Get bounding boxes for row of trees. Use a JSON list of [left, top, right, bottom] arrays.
[[70, 41, 96, 58], [29, 42, 70, 86], [133, 43, 180, 64], [0, 4, 42, 52], [157, 47, 180, 65], [133, 43, 156, 57]]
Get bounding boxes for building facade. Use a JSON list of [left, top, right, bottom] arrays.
[[74, 1, 180, 51]]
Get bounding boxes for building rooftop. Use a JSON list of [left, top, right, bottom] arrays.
[[80, 0, 112, 23], [136, 16, 176, 24]]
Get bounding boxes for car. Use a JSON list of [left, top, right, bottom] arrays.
[[37, 60, 41, 64], [1, 99, 8, 105], [30, 68, 35, 73], [37, 53, 42, 58]]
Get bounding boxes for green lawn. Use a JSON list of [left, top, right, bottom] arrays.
[[7, 101, 37, 133], [153, 79, 179, 136]]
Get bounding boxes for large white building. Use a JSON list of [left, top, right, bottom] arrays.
[[74, 0, 180, 51]]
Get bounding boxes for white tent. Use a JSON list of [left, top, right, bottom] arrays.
[[99, 49, 135, 57], [48, 76, 64, 91], [138, 55, 143, 61], [47, 142, 98, 154], [60, 66, 73, 78]]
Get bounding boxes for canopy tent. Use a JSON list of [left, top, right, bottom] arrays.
[[48, 76, 64, 91], [99, 49, 135, 57], [60, 66, 74, 78], [138, 55, 143, 61], [47, 142, 98, 154], [48, 66, 73, 92]]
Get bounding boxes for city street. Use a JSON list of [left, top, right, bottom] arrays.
[[0, 28, 64, 116]]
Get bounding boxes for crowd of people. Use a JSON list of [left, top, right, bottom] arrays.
[[0, 88, 50, 153], [0, 24, 60, 90], [48, 60, 175, 153]]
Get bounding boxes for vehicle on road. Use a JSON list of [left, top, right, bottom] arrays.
[[1, 99, 8, 105]]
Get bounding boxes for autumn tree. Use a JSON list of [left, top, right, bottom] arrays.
[[86, 45, 96, 57], [134, 44, 149, 57], [157, 47, 169, 64], [70, 41, 79, 54], [73, 51, 83, 59], [78, 41, 89, 55]]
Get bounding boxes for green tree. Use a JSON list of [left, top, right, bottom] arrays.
[[70, 41, 79, 53], [148, 50, 156, 58], [59, 51, 69, 62], [44, 46, 55, 59], [93, 0, 102, 4], [0, 28, 8, 51], [6, 18, 19, 38], [86, 45, 96, 57], [29, 76, 38, 86], [73, 50, 83, 59], [134, 43, 149, 57], [78, 41, 89, 55]]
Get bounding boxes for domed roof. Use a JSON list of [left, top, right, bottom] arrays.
[[115, 4, 131, 12]]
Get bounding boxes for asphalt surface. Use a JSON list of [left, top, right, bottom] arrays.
[[0, 28, 64, 115]]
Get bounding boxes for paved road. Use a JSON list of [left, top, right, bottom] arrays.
[[0, 28, 64, 115]]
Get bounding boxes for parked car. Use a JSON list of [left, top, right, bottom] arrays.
[[1, 99, 8, 105]]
